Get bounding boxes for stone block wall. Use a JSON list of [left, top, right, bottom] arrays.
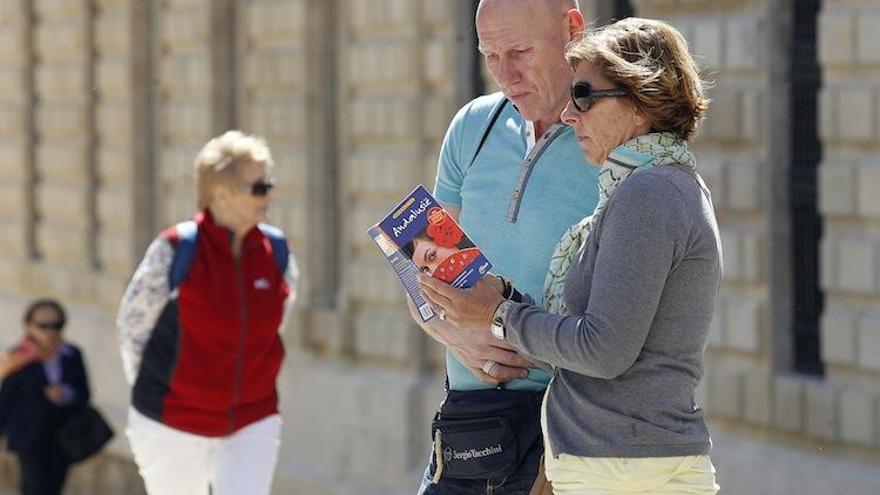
[[625, 3, 880, 493], [337, 0, 456, 370], [0, 1, 460, 493], [633, 0, 783, 424], [0, 0, 31, 291], [30, 0, 98, 301], [634, 0, 880, 470], [816, 0, 880, 445], [270, 1, 458, 491], [155, 0, 212, 226], [2, 1, 880, 494]]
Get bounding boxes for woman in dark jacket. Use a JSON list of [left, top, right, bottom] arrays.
[[0, 299, 90, 495]]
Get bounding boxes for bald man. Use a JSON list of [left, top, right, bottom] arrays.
[[411, 1, 601, 493]]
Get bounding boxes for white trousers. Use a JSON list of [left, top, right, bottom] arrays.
[[126, 407, 282, 495]]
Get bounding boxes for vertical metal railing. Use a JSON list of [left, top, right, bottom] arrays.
[[613, 0, 634, 20], [790, 0, 824, 375], [23, 0, 39, 261], [457, 0, 485, 103]]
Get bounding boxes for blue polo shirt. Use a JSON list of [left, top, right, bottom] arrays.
[[434, 92, 600, 391]]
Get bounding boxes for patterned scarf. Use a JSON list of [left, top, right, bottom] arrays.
[[542, 132, 696, 315]]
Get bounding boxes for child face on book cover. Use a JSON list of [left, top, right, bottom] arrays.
[[412, 237, 458, 276]]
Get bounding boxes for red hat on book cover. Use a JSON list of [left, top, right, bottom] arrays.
[[433, 247, 480, 284]]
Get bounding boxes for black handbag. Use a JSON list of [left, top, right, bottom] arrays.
[[430, 388, 543, 482], [54, 404, 115, 464]]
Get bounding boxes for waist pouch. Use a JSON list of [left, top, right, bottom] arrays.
[[430, 388, 543, 482]]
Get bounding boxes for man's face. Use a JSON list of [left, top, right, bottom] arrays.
[[477, 0, 576, 124]]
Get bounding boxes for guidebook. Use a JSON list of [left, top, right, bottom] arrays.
[[367, 185, 493, 322]]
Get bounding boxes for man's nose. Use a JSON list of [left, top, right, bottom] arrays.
[[497, 57, 519, 85]]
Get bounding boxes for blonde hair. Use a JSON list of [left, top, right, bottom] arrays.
[[565, 17, 710, 140], [194, 130, 273, 209]]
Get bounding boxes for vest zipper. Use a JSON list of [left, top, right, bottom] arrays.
[[231, 255, 249, 433]]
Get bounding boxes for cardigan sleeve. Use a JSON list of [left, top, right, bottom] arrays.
[[116, 237, 174, 385], [504, 173, 690, 379]]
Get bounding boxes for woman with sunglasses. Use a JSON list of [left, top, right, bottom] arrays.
[[418, 18, 720, 494], [117, 130, 298, 495], [0, 299, 91, 495]]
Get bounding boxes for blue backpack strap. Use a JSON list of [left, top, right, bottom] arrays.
[[169, 220, 198, 290], [258, 223, 289, 274]]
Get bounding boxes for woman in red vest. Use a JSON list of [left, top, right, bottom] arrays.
[[117, 131, 298, 495]]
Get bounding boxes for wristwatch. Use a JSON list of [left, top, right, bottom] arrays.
[[491, 300, 513, 340]]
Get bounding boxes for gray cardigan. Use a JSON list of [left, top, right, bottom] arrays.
[[505, 165, 722, 458]]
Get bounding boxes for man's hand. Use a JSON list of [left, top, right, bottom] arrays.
[[418, 275, 504, 331], [406, 298, 534, 385], [446, 326, 535, 386]]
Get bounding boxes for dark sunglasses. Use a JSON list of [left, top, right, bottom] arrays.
[[32, 321, 63, 331], [570, 81, 628, 113], [249, 178, 276, 197]]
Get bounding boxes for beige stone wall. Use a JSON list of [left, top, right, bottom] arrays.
[[633, 0, 784, 424], [238, 0, 311, 291], [0, 0, 31, 290], [155, 0, 211, 227], [1, 1, 879, 494], [273, 1, 457, 491], [95, 0, 149, 311], [629, 1, 880, 493], [817, 0, 880, 445], [0, 1, 460, 493], [338, 0, 458, 371]]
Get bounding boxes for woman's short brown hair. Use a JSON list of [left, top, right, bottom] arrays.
[[23, 298, 67, 331], [565, 17, 710, 140], [194, 130, 273, 210]]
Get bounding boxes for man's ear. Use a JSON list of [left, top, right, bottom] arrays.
[[565, 9, 586, 43]]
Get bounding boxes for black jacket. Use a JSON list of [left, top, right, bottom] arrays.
[[0, 344, 90, 455]]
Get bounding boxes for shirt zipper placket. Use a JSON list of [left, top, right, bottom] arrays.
[[506, 123, 567, 223]]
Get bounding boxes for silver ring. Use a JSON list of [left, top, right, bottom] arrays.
[[481, 360, 499, 375], [437, 308, 446, 320]]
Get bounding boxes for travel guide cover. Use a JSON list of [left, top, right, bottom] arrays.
[[368, 185, 493, 322]]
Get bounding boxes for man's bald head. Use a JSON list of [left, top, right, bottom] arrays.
[[477, 0, 580, 38], [477, 0, 579, 19], [475, 0, 585, 131]]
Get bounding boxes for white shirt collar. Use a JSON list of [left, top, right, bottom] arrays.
[[524, 120, 536, 155]]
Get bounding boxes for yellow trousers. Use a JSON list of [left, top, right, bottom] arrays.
[[541, 393, 719, 494]]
